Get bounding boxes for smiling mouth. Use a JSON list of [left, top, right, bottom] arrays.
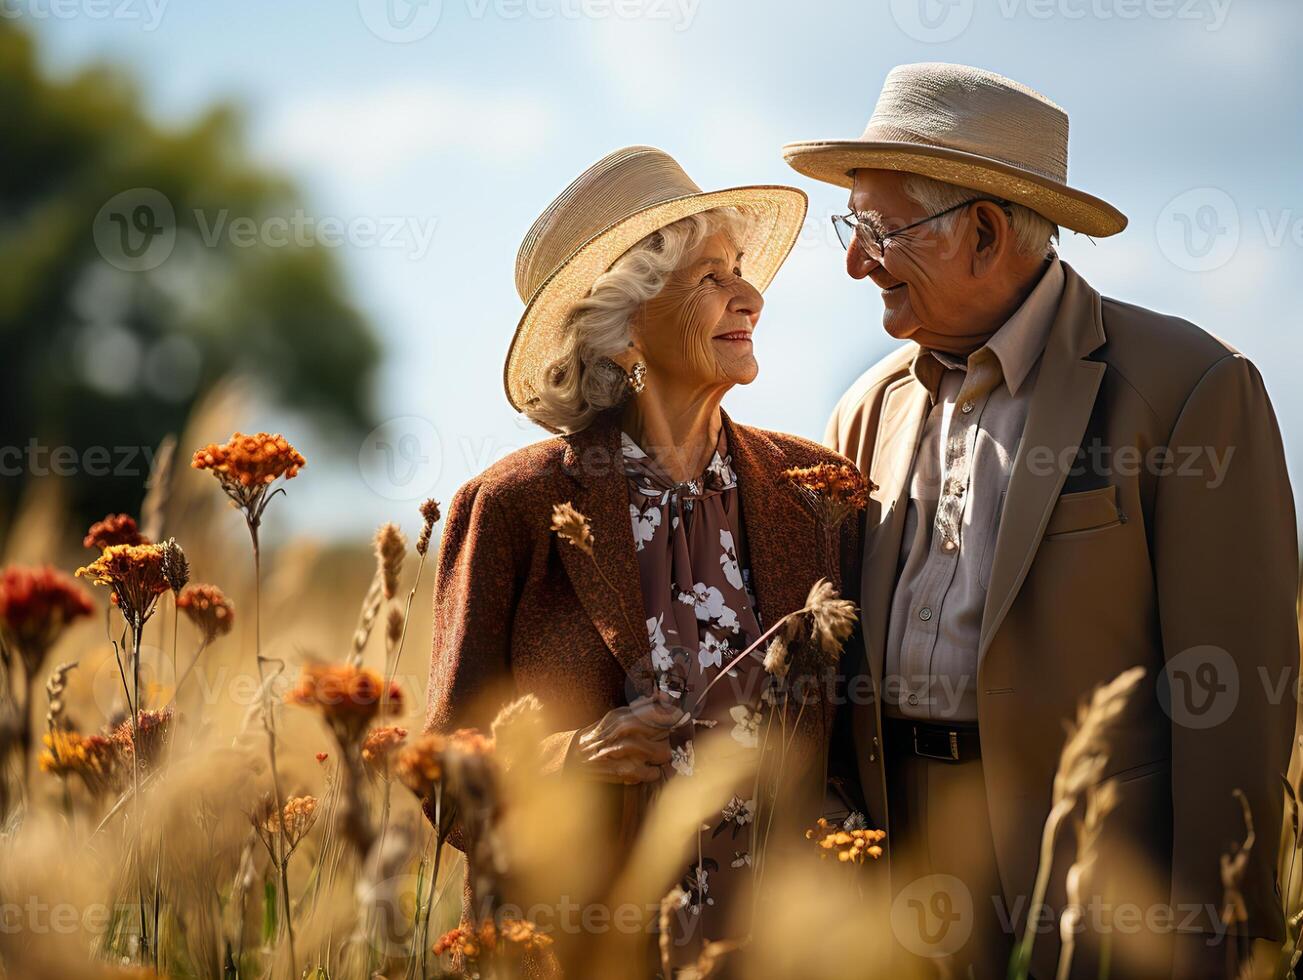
[[713, 331, 753, 343]]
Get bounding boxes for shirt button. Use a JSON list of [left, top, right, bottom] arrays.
[[907, 693, 920, 706], [961, 401, 975, 414], [918, 606, 933, 622]]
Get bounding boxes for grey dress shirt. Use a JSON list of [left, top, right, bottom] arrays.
[[884, 256, 1065, 723]]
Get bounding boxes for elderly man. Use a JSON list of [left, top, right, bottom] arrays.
[[784, 63, 1300, 979]]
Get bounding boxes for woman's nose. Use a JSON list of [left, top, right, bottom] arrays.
[[846, 236, 876, 280], [729, 278, 764, 322]]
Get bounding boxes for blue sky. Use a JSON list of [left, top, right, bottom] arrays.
[[28, 0, 1303, 539]]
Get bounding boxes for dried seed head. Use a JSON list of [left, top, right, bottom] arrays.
[[159, 538, 190, 594], [374, 523, 407, 600], [550, 502, 594, 557], [385, 606, 404, 648], [803, 578, 857, 659], [416, 499, 442, 557]]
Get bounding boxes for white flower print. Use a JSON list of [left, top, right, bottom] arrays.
[[620, 432, 648, 460], [731, 850, 752, 869], [647, 614, 673, 672], [697, 631, 729, 671], [718, 529, 744, 590], [671, 741, 695, 776], [728, 704, 760, 748], [629, 502, 661, 552], [713, 795, 755, 839], [683, 583, 740, 634], [705, 451, 737, 488]]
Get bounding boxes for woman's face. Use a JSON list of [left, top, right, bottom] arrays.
[[633, 230, 764, 393]]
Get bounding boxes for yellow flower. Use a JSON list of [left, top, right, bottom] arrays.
[[76, 544, 169, 628]]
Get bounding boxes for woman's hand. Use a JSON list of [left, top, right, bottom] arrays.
[[572, 695, 685, 784]]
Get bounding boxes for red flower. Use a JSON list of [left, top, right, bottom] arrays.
[[0, 565, 94, 674], [83, 513, 147, 551]]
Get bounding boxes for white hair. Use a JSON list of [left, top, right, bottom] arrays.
[[901, 172, 1058, 259], [525, 207, 749, 434]]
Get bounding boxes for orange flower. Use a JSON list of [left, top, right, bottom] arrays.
[[361, 725, 408, 778], [805, 816, 885, 864], [784, 463, 870, 524], [0, 565, 94, 674], [111, 708, 174, 772], [39, 729, 125, 797], [176, 583, 235, 642], [192, 431, 305, 522], [395, 728, 491, 799], [285, 663, 402, 744], [83, 513, 147, 551], [76, 544, 169, 629]]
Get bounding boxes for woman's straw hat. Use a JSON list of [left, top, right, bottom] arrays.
[[505, 145, 808, 413], [783, 62, 1126, 238]]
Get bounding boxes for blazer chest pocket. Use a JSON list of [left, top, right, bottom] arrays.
[[1044, 485, 1124, 538]]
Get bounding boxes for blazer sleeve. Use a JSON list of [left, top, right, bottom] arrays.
[[424, 481, 580, 793], [1152, 353, 1299, 972]]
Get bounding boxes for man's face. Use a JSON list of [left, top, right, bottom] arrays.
[[845, 168, 999, 354]]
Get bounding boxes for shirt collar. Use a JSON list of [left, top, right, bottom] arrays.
[[909, 254, 1065, 399]]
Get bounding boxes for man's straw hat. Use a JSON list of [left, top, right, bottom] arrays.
[[783, 62, 1126, 237], [505, 145, 807, 413]]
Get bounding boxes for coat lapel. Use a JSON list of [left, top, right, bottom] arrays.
[[978, 263, 1107, 662], [861, 373, 931, 695], [722, 412, 815, 629], [558, 417, 649, 677]]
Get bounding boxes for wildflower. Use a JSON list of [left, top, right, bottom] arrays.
[[0, 566, 94, 675], [76, 544, 169, 629], [784, 463, 870, 525], [285, 662, 403, 745], [374, 523, 406, 600], [550, 502, 594, 556], [805, 816, 886, 864], [83, 513, 146, 551], [111, 708, 173, 772], [803, 578, 858, 658], [191, 431, 305, 525], [362, 725, 408, 779], [761, 635, 790, 679], [498, 918, 554, 954], [176, 584, 235, 642], [416, 498, 442, 557], [385, 606, 404, 648], [253, 794, 319, 854], [490, 694, 545, 767], [434, 925, 484, 959], [159, 538, 190, 595], [39, 729, 125, 798], [395, 728, 493, 799]]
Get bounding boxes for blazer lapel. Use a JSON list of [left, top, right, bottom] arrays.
[[978, 264, 1107, 662], [723, 412, 815, 629], [558, 417, 649, 677], [861, 374, 931, 695]]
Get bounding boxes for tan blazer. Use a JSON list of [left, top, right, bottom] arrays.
[[826, 260, 1300, 978]]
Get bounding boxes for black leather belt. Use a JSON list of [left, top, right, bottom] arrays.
[[886, 717, 981, 763]]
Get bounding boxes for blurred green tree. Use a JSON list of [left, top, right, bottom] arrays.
[[0, 23, 380, 533]]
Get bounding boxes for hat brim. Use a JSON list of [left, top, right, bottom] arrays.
[[782, 139, 1126, 239], [505, 185, 808, 415]]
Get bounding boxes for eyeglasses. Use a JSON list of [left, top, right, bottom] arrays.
[[831, 197, 1012, 260]]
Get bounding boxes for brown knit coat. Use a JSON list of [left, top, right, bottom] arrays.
[[422, 409, 863, 934]]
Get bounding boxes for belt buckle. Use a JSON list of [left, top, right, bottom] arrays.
[[913, 725, 960, 762]]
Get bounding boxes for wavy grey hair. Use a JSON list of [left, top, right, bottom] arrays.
[[902, 172, 1059, 258], [526, 207, 749, 434]]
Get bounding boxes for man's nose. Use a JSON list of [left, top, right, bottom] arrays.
[[846, 236, 876, 280]]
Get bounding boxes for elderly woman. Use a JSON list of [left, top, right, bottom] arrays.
[[425, 146, 863, 969]]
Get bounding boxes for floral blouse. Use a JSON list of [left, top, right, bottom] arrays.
[[623, 429, 766, 969]]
